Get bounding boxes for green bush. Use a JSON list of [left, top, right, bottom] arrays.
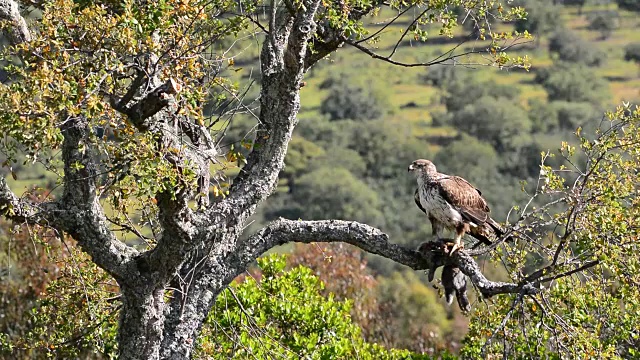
[[292, 167, 385, 226], [514, 0, 563, 37], [587, 11, 619, 40], [198, 255, 432, 359], [548, 31, 606, 66], [539, 63, 609, 103], [450, 96, 532, 152], [624, 42, 640, 64], [320, 74, 394, 121]]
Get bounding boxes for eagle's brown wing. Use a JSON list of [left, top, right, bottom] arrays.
[[414, 188, 426, 214], [437, 176, 490, 225], [437, 176, 508, 245]]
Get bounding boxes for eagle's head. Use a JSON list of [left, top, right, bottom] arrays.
[[408, 159, 438, 178]]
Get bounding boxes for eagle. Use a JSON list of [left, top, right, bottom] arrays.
[[408, 159, 507, 254]]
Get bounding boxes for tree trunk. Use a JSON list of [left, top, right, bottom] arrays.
[[160, 241, 249, 359], [118, 287, 166, 360]]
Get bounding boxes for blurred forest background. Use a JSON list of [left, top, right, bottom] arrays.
[[2, 0, 640, 357]]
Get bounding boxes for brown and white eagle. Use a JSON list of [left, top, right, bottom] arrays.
[[408, 159, 507, 253]]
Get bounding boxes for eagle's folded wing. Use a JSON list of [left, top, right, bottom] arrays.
[[414, 188, 426, 214], [437, 176, 490, 226]]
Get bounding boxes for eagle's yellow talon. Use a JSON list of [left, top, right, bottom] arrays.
[[449, 242, 464, 255]]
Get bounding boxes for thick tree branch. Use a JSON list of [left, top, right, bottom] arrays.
[[240, 219, 540, 299], [0, 0, 31, 45], [215, 0, 322, 220], [0, 177, 57, 224], [108, 67, 214, 280], [57, 119, 139, 282], [114, 78, 182, 130]]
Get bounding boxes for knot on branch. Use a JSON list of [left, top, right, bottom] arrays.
[[118, 78, 182, 128], [298, 23, 312, 34]]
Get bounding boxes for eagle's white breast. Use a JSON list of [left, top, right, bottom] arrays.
[[418, 177, 463, 230]]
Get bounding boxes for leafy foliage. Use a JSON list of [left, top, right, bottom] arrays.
[[461, 105, 640, 358], [287, 243, 465, 355], [0, 0, 251, 223], [548, 31, 606, 67], [319, 74, 394, 121], [0, 233, 119, 358], [197, 254, 431, 359], [538, 63, 610, 104]]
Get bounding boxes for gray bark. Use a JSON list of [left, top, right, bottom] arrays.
[[0, 0, 30, 43], [0, 1, 539, 359]]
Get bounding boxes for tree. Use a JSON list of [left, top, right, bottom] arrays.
[[280, 136, 326, 190], [291, 167, 386, 227], [615, 0, 640, 12], [587, 11, 620, 40], [434, 135, 500, 184], [551, 101, 599, 131], [624, 42, 640, 76], [6, 0, 621, 358], [548, 31, 606, 67], [560, 0, 586, 15], [539, 63, 610, 103], [319, 74, 394, 121], [515, 0, 564, 41], [450, 96, 532, 152], [442, 77, 520, 112]]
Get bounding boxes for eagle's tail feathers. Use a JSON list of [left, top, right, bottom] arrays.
[[468, 226, 493, 246], [488, 218, 514, 243]]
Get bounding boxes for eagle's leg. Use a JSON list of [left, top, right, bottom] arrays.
[[450, 224, 468, 255], [429, 216, 444, 242]]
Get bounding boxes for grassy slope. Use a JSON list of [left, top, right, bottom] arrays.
[[297, 3, 640, 154]]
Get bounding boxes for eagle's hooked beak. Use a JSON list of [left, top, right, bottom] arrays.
[[408, 164, 415, 172]]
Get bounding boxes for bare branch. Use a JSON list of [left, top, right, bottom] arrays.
[[0, 177, 56, 224], [354, 5, 414, 44], [481, 293, 524, 357], [537, 260, 600, 284], [346, 37, 532, 68], [388, 6, 430, 58], [346, 38, 487, 67], [0, 0, 31, 44], [240, 219, 540, 299]]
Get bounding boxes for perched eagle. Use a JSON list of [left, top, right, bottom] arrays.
[[408, 159, 507, 253]]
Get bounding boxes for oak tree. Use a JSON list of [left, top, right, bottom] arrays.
[[7, 0, 632, 359]]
